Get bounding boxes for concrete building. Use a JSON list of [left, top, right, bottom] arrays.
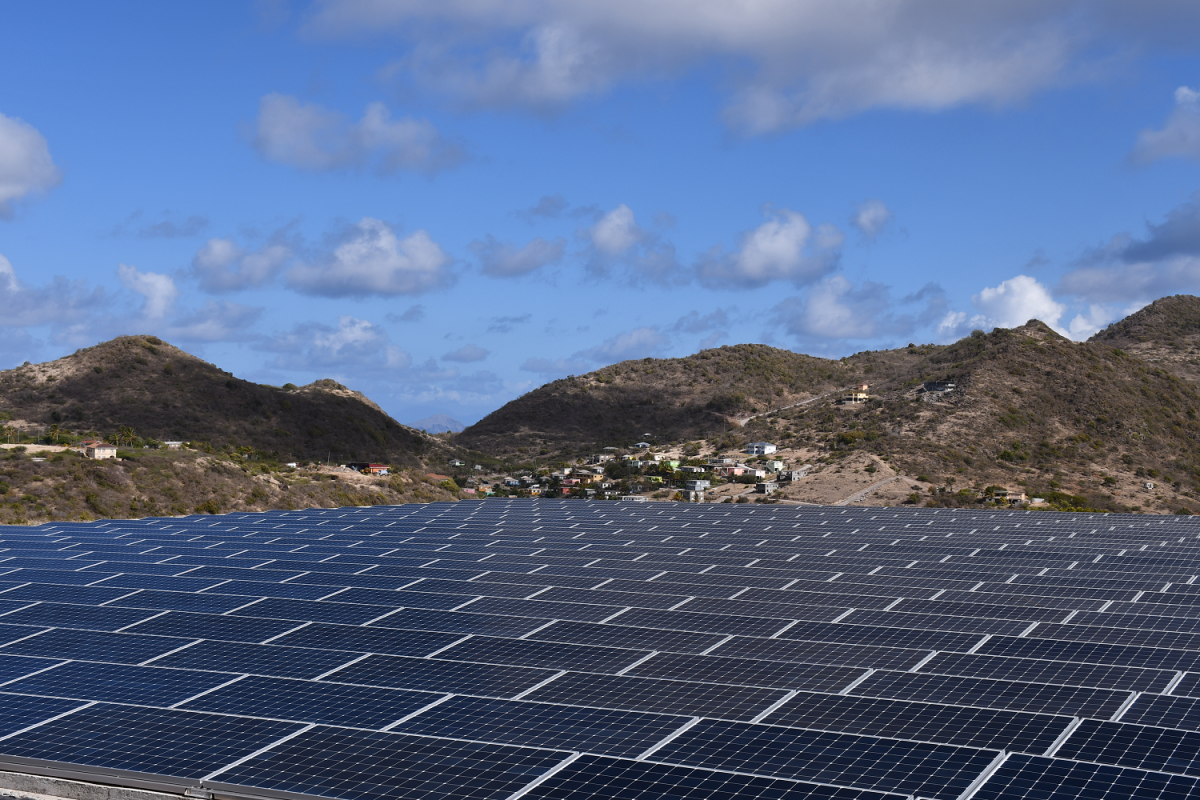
[[85, 443, 117, 460], [745, 442, 777, 455]]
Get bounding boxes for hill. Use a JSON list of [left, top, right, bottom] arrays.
[[458, 302, 1200, 514], [457, 344, 854, 455], [0, 445, 460, 525], [412, 414, 466, 433], [1089, 295, 1200, 384], [0, 335, 459, 467]]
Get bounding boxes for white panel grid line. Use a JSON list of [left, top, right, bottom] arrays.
[[138, 638, 205, 666], [636, 717, 702, 761], [955, 751, 1011, 800], [169, 674, 248, 709], [504, 752, 583, 800], [313, 652, 375, 681], [380, 693, 456, 730], [615, 651, 659, 676], [201, 723, 317, 782], [259, 621, 312, 644], [511, 671, 569, 700], [0, 701, 96, 743], [748, 690, 799, 724]]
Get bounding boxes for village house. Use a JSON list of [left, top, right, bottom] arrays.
[[85, 442, 118, 460], [713, 465, 748, 478], [745, 442, 777, 455], [347, 462, 390, 475], [756, 481, 779, 494], [839, 384, 870, 405]]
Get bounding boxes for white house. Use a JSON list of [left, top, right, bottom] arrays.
[[745, 442, 777, 455], [86, 443, 118, 460]]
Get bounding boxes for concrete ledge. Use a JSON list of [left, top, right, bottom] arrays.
[[0, 771, 181, 800]]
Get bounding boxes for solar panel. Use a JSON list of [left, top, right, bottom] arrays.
[[3, 500, 1200, 800]]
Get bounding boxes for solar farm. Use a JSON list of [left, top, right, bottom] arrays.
[[2, 502, 1200, 800]]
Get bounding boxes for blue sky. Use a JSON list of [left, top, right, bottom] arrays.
[[2, 2, 1200, 426]]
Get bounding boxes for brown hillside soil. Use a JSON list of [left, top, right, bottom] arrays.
[[457, 344, 855, 457], [0, 336, 460, 467], [0, 447, 460, 524]]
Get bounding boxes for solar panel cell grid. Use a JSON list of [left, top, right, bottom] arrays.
[[7, 502, 1200, 800]]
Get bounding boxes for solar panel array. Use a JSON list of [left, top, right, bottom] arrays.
[[0, 501, 1200, 800]]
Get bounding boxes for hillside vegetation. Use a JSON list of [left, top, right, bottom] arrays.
[[0, 446, 460, 525], [0, 336, 459, 466], [458, 298, 1200, 514], [457, 344, 853, 455]]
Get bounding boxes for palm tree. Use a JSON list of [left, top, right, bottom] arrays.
[[48, 424, 60, 443], [117, 426, 136, 446]]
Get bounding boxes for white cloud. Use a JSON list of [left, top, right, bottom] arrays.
[[774, 276, 946, 341], [0, 254, 103, 329], [302, 0, 1183, 132], [191, 238, 291, 292], [576, 326, 669, 362], [851, 199, 893, 240], [697, 208, 842, 289], [589, 204, 643, 255], [117, 264, 179, 320], [261, 315, 412, 371], [1132, 86, 1200, 164], [520, 356, 591, 376], [1058, 194, 1200, 303], [471, 235, 565, 277], [443, 344, 490, 362], [939, 275, 1066, 340], [0, 111, 61, 217], [253, 93, 463, 175], [581, 204, 681, 283], [167, 300, 263, 342], [287, 217, 453, 297], [1066, 303, 1139, 341], [671, 309, 732, 333]]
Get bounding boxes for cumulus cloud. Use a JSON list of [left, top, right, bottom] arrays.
[[387, 304, 426, 323], [191, 238, 291, 293], [520, 194, 569, 220], [287, 217, 453, 297], [671, 309, 732, 334], [487, 313, 532, 333], [1132, 86, 1200, 164], [139, 215, 209, 239], [775, 277, 947, 341], [0, 254, 103, 329], [939, 275, 1066, 339], [471, 235, 565, 277], [520, 356, 591, 376], [443, 344, 489, 362], [301, 0, 1185, 132], [0, 111, 61, 217], [577, 326, 669, 363], [118, 264, 179, 320], [167, 300, 263, 342], [1058, 194, 1200, 303], [851, 200, 893, 240], [581, 204, 680, 283], [697, 208, 842, 289], [261, 315, 412, 371], [253, 93, 464, 175], [589, 205, 643, 255]]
